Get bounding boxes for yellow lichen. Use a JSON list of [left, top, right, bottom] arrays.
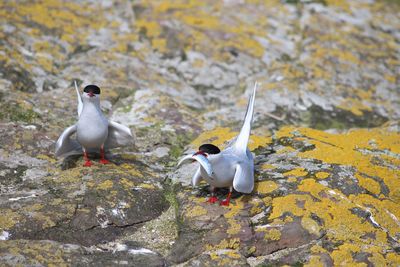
[[24, 203, 44, 212], [271, 178, 394, 248], [36, 154, 57, 163], [226, 218, 241, 235], [315, 172, 329, 179], [190, 127, 271, 151], [120, 164, 144, 178], [284, 168, 308, 177], [186, 205, 207, 218], [138, 183, 156, 190], [249, 198, 263, 216], [0, 210, 22, 230], [277, 126, 400, 202], [205, 238, 240, 251], [255, 181, 278, 194], [120, 178, 135, 189], [331, 244, 364, 266], [32, 213, 56, 228], [261, 163, 276, 170], [97, 180, 113, 190], [304, 255, 325, 267], [0, 0, 107, 72], [310, 245, 328, 254], [384, 74, 396, 84], [283, 216, 293, 223], [248, 246, 256, 255], [276, 146, 296, 154], [301, 217, 321, 236], [386, 253, 400, 266], [224, 197, 246, 235], [355, 173, 381, 195], [262, 196, 272, 206], [337, 98, 372, 116], [51, 199, 63, 206], [264, 228, 281, 241], [270, 149, 400, 262], [56, 167, 86, 184]]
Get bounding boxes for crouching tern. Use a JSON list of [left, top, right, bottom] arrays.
[[178, 82, 258, 206], [55, 82, 134, 167]]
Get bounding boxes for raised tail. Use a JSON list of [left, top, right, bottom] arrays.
[[74, 80, 83, 117], [232, 82, 258, 153]]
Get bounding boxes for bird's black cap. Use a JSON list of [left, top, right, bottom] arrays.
[[199, 144, 220, 154], [83, 85, 101, 95]]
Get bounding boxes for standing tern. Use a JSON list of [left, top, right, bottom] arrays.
[[55, 82, 134, 166], [178, 82, 258, 206]]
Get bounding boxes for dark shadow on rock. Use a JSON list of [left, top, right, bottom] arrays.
[[60, 152, 147, 170], [303, 105, 388, 130], [195, 185, 244, 201], [17, 186, 169, 246], [0, 239, 167, 267], [0, 62, 36, 92], [167, 229, 205, 264], [61, 154, 81, 170]]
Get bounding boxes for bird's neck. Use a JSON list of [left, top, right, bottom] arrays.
[[81, 100, 104, 119], [83, 99, 101, 110]]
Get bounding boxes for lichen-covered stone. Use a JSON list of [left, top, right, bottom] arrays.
[[0, 0, 399, 266]]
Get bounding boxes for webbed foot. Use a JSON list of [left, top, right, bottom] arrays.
[[84, 160, 92, 167]]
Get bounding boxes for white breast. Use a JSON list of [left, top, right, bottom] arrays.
[[201, 151, 238, 188], [76, 103, 109, 149]]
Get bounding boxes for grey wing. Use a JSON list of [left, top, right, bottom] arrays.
[[55, 124, 82, 158], [232, 162, 254, 194], [192, 166, 203, 186], [104, 121, 134, 149], [74, 81, 83, 117]]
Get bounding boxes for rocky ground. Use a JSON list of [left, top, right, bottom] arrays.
[[0, 0, 399, 266]]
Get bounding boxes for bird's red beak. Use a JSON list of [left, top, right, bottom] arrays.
[[192, 151, 207, 162], [194, 151, 208, 157], [88, 92, 95, 97]]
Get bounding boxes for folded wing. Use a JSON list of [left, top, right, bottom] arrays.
[[105, 121, 134, 149], [232, 162, 254, 194], [55, 124, 82, 158]]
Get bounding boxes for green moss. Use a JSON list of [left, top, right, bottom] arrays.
[[380, 0, 400, 6], [120, 104, 132, 113], [163, 181, 187, 229], [0, 102, 40, 123], [284, 0, 326, 5], [169, 145, 182, 159], [164, 182, 179, 214], [313, 118, 347, 131], [168, 129, 190, 159]]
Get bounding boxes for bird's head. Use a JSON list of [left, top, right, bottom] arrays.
[[82, 85, 101, 102], [177, 144, 221, 177]]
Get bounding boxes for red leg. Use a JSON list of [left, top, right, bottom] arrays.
[[208, 196, 218, 203], [83, 150, 92, 167], [220, 191, 232, 206], [99, 147, 110, 164], [207, 187, 218, 203]]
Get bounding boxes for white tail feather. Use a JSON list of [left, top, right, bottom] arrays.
[[233, 82, 258, 153], [74, 80, 83, 117]]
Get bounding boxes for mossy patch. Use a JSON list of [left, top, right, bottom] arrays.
[[0, 101, 40, 123]]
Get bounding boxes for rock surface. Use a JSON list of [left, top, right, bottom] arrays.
[[0, 0, 399, 266]]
